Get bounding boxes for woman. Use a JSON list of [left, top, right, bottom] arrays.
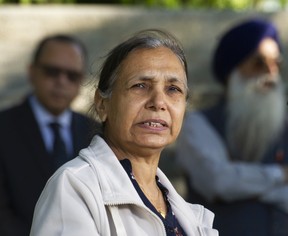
[[30, 29, 218, 236]]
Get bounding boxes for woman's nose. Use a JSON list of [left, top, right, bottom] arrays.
[[145, 90, 167, 111]]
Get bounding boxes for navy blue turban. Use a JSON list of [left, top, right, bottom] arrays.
[[212, 18, 281, 85]]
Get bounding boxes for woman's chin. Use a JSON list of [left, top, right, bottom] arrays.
[[136, 137, 172, 150]]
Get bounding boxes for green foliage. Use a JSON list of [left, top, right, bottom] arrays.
[[119, 0, 286, 10], [1, 0, 76, 3], [279, 0, 288, 7], [120, 0, 181, 6], [0, 0, 287, 10], [145, 0, 183, 7], [186, 0, 252, 9]]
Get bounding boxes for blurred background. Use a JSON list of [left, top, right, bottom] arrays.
[[1, 0, 288, 196], [1, 0, 288, 113]]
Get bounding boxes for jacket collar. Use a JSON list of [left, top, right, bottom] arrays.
[[79, 135, 143, 205], [79, 135, 217, 236]]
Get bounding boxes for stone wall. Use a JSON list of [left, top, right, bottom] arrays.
[[1, 5, 288, 112]]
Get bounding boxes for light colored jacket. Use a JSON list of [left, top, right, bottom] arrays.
[[30, 135, 218, 236]]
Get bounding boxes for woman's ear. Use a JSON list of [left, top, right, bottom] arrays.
[[94, 89, 108, 122]]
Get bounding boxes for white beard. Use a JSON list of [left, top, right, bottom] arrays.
[[226, 70, 286, 162]]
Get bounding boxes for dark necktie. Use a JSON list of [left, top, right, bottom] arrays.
[[49, 122, 68, 169]]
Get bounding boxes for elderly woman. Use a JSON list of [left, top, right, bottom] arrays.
[[30, 29, 218, 236]]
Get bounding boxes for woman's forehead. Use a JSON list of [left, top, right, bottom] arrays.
[[115, 48, 186, 83], [121, 47, 184, 71]]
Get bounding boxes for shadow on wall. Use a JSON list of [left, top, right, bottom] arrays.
[[1, 6, 287, 113]]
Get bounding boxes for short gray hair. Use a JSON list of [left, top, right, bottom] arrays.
[[97, 29, 188, 98]]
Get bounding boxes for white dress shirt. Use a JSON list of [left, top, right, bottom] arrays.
[[29, 95, 73, 156]]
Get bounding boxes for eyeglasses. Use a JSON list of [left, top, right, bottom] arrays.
[[36, 64, 84, 83]]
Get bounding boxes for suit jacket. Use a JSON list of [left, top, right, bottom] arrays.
[[0, 97, 99, 236]]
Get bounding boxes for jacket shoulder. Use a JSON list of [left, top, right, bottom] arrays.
[[0, 102, 27, 126]]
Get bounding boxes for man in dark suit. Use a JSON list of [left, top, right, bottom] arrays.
[[0, 34, 98, 235]]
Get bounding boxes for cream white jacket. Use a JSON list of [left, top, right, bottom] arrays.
[[30, 135, 218, 236]]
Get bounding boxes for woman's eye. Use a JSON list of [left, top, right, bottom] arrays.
[[168, 85, 182, 93], [132, 83, 146, 89]]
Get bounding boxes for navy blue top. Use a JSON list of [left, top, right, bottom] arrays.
[[120, 159, 187, 236]]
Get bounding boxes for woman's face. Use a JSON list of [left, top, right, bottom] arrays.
[[99, 47, 187, 156]]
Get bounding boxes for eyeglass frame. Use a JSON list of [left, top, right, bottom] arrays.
[[35, 63, 85, 83]]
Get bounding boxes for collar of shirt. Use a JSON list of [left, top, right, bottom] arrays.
[[29, 95, 72, 128], [29, 95, 73, 154]]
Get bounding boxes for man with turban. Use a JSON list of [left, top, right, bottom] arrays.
[[175, 18, 288, 236]]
